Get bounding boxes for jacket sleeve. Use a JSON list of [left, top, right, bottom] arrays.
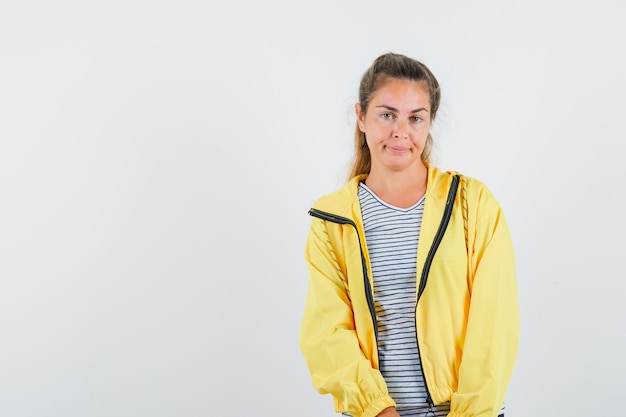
[[449, 185, 520, 417], [299, 217, 395, 417]]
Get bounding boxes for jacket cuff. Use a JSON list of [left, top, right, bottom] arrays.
[[359, 395, 396, 417]]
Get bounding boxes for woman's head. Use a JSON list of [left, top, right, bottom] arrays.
[[349, 53, 441, 178]]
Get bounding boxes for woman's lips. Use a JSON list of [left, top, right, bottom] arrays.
[[386, 146, 410, 154]]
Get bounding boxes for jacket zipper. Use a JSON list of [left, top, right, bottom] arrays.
[[309, 174, 460, 409], [414, 174, 460, 409], [308, 208, 378, 341]]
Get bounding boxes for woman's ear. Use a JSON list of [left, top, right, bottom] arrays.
[[355, 103, 365, 132]]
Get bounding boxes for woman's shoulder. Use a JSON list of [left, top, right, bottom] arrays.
[[429, 166, 501, 208], [460, 173, 489, 193], [427, 166, 486, 200], [310, 175, 366, 216], [429, 166, 488, 192], [456, 172, 505, 216]]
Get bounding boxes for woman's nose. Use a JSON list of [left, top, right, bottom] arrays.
[[393, 120, 408, 139]]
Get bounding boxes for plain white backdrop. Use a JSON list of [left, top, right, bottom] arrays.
[[1, 1, 625, 416]]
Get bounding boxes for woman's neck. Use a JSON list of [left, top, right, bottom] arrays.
[[365, 163, 428, 209]]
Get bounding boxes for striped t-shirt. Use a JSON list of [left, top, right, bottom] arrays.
[[356, 182, 451, 417]]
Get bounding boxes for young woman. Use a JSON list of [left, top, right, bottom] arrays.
[[300, 53, 519, 417]]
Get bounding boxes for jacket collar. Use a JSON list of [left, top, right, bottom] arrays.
[[312, 164, 457, 216]]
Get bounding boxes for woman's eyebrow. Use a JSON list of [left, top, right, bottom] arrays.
[[375, 104, 429, 113]]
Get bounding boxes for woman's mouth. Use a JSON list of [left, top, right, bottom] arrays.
[[386, 146, 410, 154]]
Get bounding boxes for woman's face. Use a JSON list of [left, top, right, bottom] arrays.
[[356, 78, 432, 174]]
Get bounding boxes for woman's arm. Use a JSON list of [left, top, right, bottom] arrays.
[[300, 217, 395, 417], [449, 185, 520, 417]]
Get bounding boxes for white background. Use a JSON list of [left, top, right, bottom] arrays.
[[1, 1, 625, 416]]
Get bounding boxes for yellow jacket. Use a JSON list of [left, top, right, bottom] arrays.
[[300, 166, 519, 417]]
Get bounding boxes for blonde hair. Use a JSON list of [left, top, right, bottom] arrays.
[[349, 53, 441, 179]]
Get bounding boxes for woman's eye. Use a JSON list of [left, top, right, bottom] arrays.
[[411, 116, 423, 123], [381, 113, 393, 120]]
